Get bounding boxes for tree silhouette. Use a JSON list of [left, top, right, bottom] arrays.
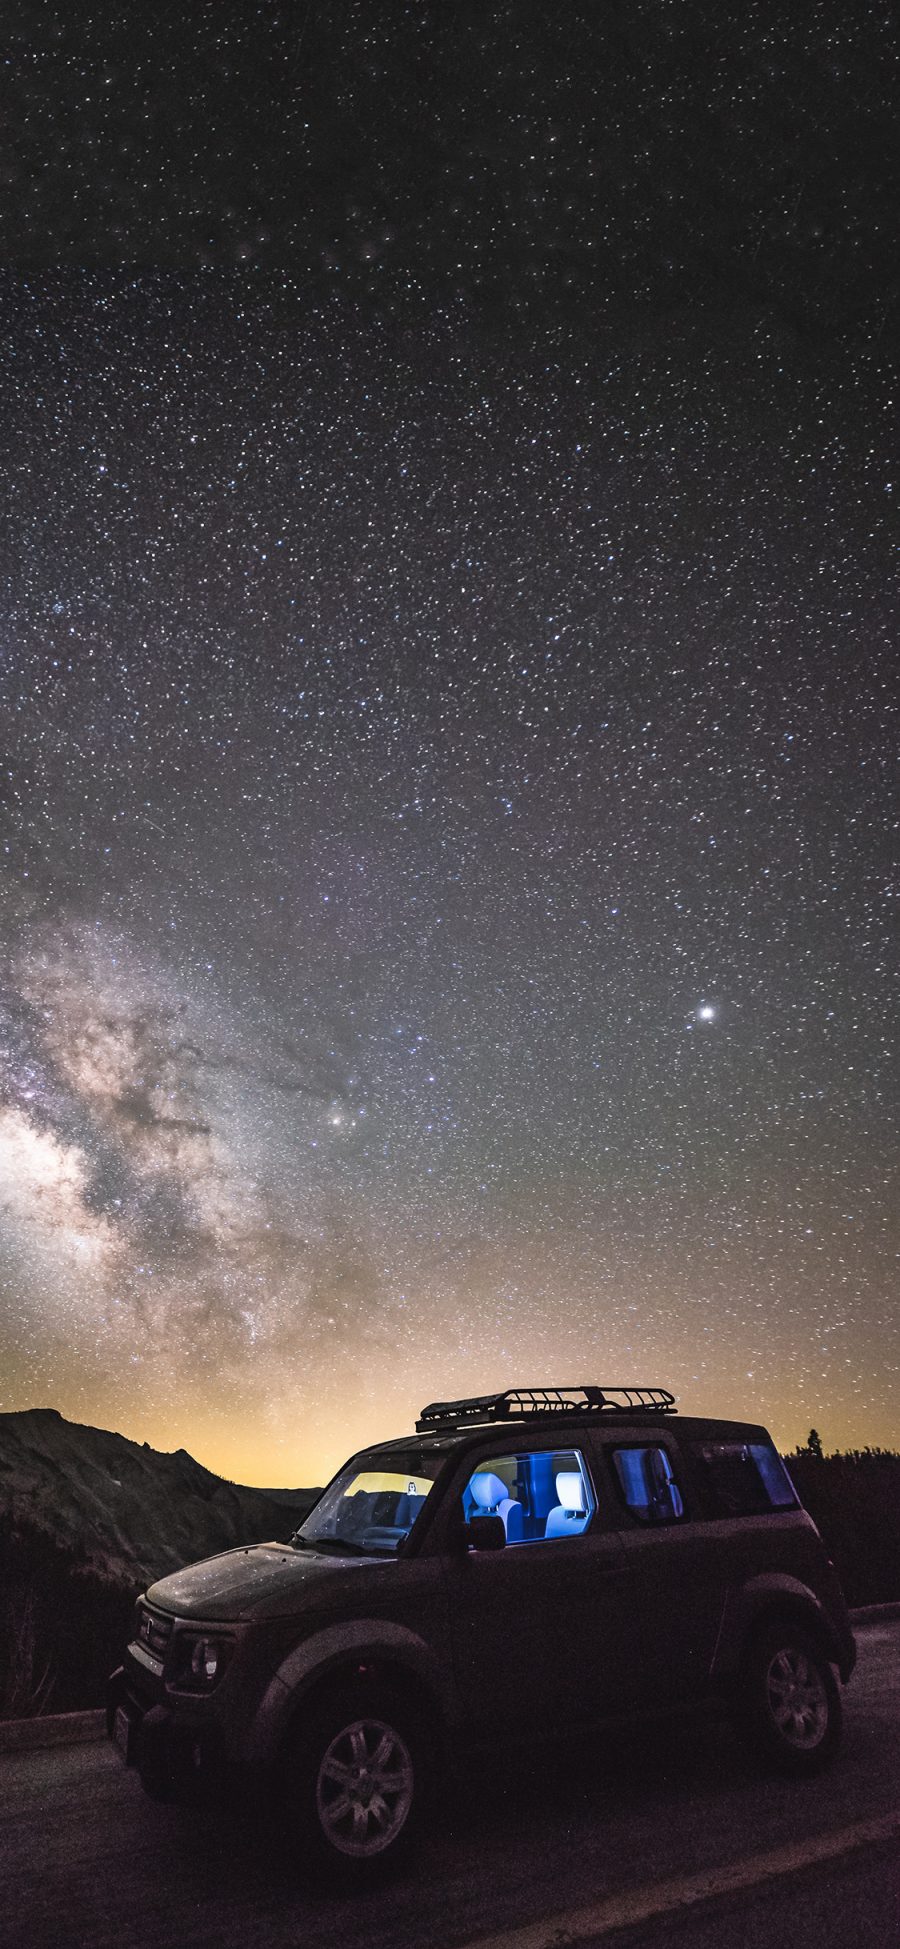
[[807, 1428, 824, 1460]]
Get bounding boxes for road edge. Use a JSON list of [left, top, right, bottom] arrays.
[[0, 1709, 105, 1753], [453, 1811, 900, 1949]]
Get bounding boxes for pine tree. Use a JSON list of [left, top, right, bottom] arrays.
[[807, 1427, 824, 1460]]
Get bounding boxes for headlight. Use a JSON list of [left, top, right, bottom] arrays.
[[191, 1637, 221, 1685], [167, 1631, 235, 1693]]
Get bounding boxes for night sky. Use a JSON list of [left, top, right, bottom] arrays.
[[1, 5, 897, 1484]]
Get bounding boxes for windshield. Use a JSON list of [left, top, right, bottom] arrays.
[[296, 1448, 444, 1556]]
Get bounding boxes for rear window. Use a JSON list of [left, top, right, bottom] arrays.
[[691, 1440, 798, 1516]]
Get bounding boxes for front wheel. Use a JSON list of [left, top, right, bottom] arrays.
[[281, 1686, 427, 1885], [737, 1624, 842, 1775]]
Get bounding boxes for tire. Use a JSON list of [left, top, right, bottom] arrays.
[[280, 1683, 428, 1887], [737, 1622, 843, 1775]]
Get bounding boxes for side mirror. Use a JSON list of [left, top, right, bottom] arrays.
[[466, 1514, 506, 1552]]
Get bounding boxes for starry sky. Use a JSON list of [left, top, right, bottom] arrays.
[[1, 5, 898, 1484]]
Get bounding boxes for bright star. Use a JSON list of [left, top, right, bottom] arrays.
[[697, 1004, 716, 1021]]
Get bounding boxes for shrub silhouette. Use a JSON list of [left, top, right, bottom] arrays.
[[0, 1515, 137, 1715], [787, 1448, 900, 1607]]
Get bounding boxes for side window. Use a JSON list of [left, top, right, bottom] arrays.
[[690, 1440, 798, 1516], [463, 1448, 596, 1544], [611, 1445, 685, 1525]]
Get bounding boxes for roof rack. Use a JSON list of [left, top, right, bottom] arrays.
[[415, 1385, 676, 1432]]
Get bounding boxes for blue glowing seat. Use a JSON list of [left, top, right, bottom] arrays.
[[468, 1470, 524, 1541], [544, 1471, 590, 1538]]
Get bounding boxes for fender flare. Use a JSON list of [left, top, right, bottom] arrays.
[[711, 1574, 848, 1682], [245, 1618, 450, 1766]]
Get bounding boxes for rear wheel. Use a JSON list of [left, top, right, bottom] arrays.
[[281, 1685, 427, 1885], [737, 1623, 842, 1774]]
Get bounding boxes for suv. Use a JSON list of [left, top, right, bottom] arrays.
[[107, 1385, 856, 1883]]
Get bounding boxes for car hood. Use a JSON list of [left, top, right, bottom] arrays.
[[145, 1541, 387, 1622]]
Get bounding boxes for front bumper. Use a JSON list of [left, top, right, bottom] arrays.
[[106, 1666, 233, 1802]]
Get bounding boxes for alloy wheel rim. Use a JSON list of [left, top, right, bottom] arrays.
[[765, 1647, 829, 1748], [315, 1716, 414, 1856]]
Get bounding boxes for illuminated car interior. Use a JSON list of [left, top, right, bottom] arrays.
[[463, 1449, 595, 1542], [297, 1454, 441, 1553]]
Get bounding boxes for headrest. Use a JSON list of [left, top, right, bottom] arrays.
[[555, 1471, 585, 1512], [469, 1471, 508, 1511]]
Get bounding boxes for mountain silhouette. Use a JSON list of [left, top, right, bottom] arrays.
[[0, 1408, 319, 1715]]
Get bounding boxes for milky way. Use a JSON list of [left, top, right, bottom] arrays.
[[1, 9, 898, 1482]]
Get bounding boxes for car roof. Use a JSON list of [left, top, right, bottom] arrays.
[[363, 1413, 773, 1461]]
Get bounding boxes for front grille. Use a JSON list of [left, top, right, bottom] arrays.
[[136, 1603, 173, 1659]]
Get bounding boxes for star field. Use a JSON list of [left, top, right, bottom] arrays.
[[1, 8, 898, 1482]]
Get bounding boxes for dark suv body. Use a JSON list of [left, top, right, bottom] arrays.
[[107, 1385, 856, 1881]]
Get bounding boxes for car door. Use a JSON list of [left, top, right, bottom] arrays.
[[438, 1437, 636, 1737], [597, 1435, 728, 1703]]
